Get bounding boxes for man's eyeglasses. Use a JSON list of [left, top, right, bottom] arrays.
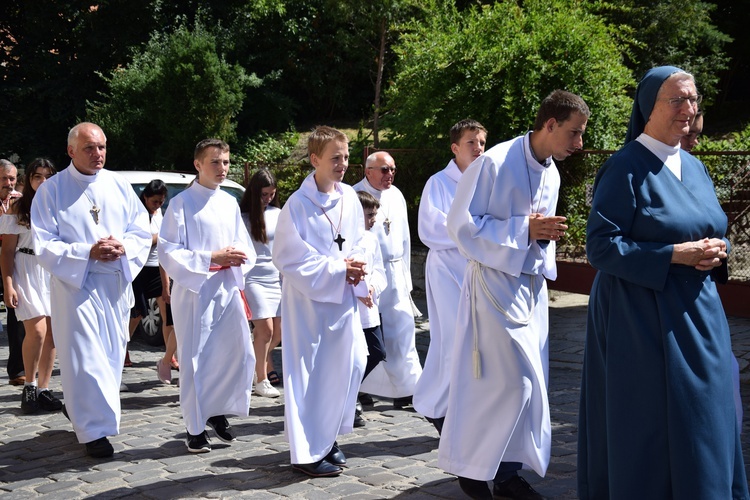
[[662, 94, 702, 109], [368, 166, 397, 174]]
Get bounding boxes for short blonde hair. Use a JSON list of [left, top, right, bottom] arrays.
[[308, 126, 348, 159]]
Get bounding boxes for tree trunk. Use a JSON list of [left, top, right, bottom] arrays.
[[373, 16, 386, 148]]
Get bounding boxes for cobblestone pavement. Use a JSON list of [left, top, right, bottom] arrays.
[[0, 291, 748, 499]]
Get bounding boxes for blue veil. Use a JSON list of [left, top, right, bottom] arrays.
[[624, 66, 684, 144]]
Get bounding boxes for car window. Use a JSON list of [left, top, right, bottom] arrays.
[[222, 187, 244, 204], [129, 183, 241, 210]]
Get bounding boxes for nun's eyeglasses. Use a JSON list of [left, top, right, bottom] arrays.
[[662, 94, 702, 109]]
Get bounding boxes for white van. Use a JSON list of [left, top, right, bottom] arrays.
[[120, 170, 245, 208]]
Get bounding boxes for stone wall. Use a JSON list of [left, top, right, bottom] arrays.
[[410, 245, 428, 296]]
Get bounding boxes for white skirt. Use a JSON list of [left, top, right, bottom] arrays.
[[14, 252, 52, 321], [244, 280, 281, 320]]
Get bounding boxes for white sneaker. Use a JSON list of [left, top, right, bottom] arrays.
[[254, 378, 280, 398]]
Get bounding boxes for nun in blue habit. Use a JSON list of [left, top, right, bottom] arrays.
[[577, 66, 749, 499]]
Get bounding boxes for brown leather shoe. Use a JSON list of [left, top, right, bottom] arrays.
[[9, 375, 25, 386]]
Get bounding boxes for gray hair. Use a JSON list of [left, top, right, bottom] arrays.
[[0, 159, 16, 172], [68, 122, 106, 147], [365, 151, 394, 169], [656, 71, 697, 99]]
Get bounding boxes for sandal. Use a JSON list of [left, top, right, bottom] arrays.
[[267, 370, 281, 386], [123, 350, 133, 368], [170, 356, 180, 371]]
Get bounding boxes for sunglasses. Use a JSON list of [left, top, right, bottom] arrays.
[[369, 166, 397, 174]]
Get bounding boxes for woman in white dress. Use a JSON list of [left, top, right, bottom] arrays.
[[0, 158, 61, 414], [240, 169, 282, 398], [126, 179, 176, 384]]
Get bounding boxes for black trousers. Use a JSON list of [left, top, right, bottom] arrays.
[[5, 307, 25, 378], [362, 324, 386, 382]]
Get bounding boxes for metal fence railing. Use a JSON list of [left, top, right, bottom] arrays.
[[239, 149, 750, 283], [556, 150, 750, 282]]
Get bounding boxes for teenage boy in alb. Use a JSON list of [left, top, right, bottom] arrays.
[[158, 138, 257, 454], [441, 91, 589, 499], [413, 119, 487, 435], [272, 125, 369, 477]]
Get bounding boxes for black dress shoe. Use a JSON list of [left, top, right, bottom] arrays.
[[393, 396, 413, 409], [425, 416, 444, 435], [292, 459, 342, 477], [353, 406, 366, 427], [61, 404, 71, 421], [358, 392, 374, 406], [85, 437, 114, 458], [457, 476, 492, 499], [324, 441, 346, 466], [492, 475, 545, 500]]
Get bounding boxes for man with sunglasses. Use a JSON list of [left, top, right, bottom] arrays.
[[353, 152, 423, 410]]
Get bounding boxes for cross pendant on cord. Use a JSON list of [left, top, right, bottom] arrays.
[[384, 219, 391, 235], [334, 233, 345, 251], [91, 205, 100, 224]]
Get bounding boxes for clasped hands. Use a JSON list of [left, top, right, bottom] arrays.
[[358, 286, 375, 308], [90, 235, 125, 261], [529, 214, 568, 241], [211, 246, 248, 267], [345, 258, 367, 286], [672, 238, 727, 271]]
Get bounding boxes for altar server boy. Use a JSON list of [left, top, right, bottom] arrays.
[[272, 126, 369, 477], [159, 138, 257, 454]]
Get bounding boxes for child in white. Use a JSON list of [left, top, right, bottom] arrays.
[[354, 190, 388, 426]]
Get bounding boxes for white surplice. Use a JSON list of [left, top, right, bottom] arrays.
[[31, 164, 151, 444], [356, 230, 387, 329], [158, 182, 257, 435], [438, 133, 556, 480], [272, 173, 368, 464], [412, 160, 467, 419], [352, 178, 422, 398]]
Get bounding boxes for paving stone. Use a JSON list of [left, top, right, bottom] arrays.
[[33, 480, 79, 494], [0, 291, 747, 499]]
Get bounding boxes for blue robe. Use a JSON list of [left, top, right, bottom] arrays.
[[578, 141, 749, 499]]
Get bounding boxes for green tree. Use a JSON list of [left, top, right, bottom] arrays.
[[0, 0, 158, 164], [589, 0, 731, 101], [325, 0, 424, 147], [89, 23, 256, 170], [225, 0, 376, 128], [385, 0, 633, 151]]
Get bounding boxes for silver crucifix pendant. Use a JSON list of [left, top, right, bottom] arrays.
[[384, 218, 391, 235], [91, 205, 100, 224]]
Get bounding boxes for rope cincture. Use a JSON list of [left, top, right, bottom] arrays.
[[469, 260, 536, 379]]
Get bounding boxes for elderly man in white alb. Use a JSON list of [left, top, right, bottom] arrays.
[[31, 122, 151, 458], [353, 152, 422, 408]]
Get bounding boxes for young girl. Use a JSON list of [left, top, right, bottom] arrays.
[[0, 158, 61, 414], [239, 169, 283, 398]]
